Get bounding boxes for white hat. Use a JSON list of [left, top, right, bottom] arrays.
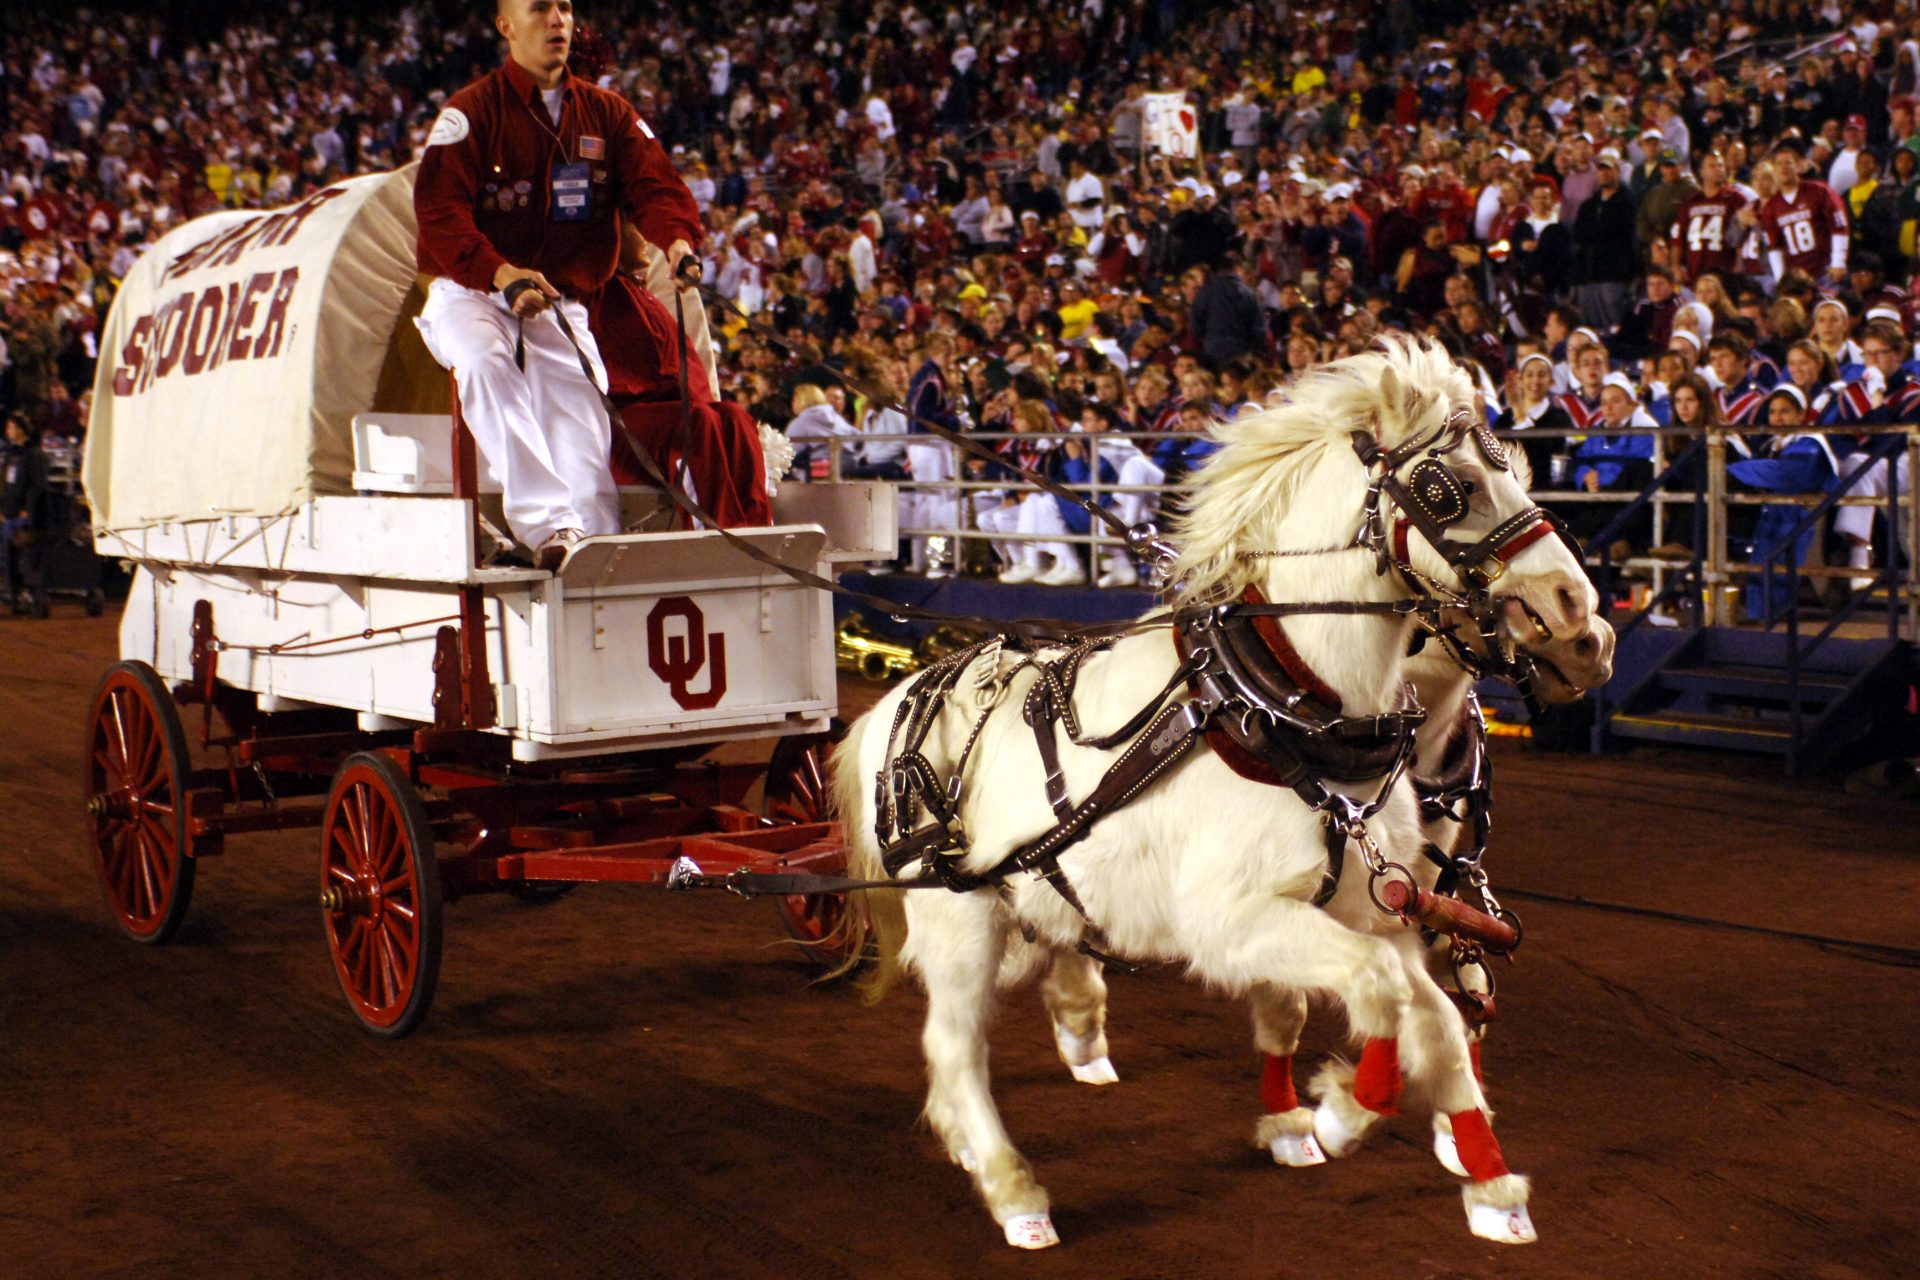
[[1595, 149, 1623, 169], [1602, 371, 1638, 397], [1509, 146, 1534, 165], [1670, 330, 1702, 354], [1769, 383, 1809, 409], [1400, 163, 1427, 180], [1322, 181, 1354, 201]]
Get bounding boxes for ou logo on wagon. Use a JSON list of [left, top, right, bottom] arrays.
[[646, 596, 728, 711]]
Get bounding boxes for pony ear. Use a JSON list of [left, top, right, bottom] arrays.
[[1376, 364, 1403, 431]]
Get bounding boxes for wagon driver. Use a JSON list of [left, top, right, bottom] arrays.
[[413, 0, 704, 568]]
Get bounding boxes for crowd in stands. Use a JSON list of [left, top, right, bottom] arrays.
[[7, 0, 1920, 596]]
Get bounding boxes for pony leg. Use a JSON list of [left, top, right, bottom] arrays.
[[908, 892, 1058, 1250], [1203, 902, 1416, 1159], [1247, 985, 1325, 1167], [1431, 957, 1490, 1179], [1040, 948, 1117, 1086], [1390, 944, 1534, 1245]]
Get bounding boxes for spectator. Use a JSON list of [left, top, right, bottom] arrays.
[[1191, 255, 1265, 366], [1570, 150, 1638, 330]]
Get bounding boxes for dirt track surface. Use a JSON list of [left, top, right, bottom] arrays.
[[5, 614, 1918, 1280]]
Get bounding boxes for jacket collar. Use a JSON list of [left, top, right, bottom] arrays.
[[502, 56, 572, 105]]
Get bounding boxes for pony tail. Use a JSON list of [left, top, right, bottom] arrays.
[[830, 730, 908, 1001]]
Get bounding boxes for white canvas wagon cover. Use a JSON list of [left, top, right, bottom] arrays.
[[84, 166, 432, 531]]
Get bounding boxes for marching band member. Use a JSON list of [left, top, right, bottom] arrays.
[[413, 0, 704, 567]]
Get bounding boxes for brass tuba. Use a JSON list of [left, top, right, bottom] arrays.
[[835, 615, 922, 683]]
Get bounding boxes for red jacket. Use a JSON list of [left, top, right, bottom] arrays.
[[414, 57, 702, 297]]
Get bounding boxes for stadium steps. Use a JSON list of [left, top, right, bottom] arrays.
[[1604, 626, 1911, 772]]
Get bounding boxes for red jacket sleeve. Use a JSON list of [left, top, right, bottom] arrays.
[[414, 104, 509, 294], [610, 106, 703, 252]]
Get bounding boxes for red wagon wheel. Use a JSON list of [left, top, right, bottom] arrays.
[[319, 752, 443, 1038], [762, 721, 862, 972], [83, 661, 196, 944]]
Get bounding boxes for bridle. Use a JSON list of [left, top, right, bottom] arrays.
[[1351, 406, 1571, 594]]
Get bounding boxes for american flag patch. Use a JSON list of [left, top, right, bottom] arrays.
[[579, 135, 605, 159]]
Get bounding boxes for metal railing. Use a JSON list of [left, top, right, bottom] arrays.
[[802, 424, 1920, 633]]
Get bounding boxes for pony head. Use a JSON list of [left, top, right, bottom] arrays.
[[1169, 335, 1597, 647]]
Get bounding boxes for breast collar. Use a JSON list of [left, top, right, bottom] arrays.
[[1173, 584, 1421, 791]]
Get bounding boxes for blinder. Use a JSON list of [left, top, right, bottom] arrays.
[[1352, 412, 1567, 591], [1405, 458, 1471, 528]]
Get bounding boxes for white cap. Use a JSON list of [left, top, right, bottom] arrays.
[[1595, 149, 1623, 169], [1602, 371, 1638, 397]]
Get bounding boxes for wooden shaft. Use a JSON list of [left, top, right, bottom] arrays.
[[1379, 879, 1519, 951]]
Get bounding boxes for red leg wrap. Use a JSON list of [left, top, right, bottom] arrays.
[[1448, 1109, 1510, 1181], [1469, 1039, 1484, 1086], [1353, 1037, 1402, 1115], [1260, 1054, 1299, 1113]]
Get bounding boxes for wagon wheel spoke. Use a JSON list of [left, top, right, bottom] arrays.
[[385, 898, 417, 924], [375, 803, 404, 880], [382, 915, 417, 971], [134, 827, 161, 919], [131, 712, 161, 790], [376, 929, 401, 1008], [108, 689, 133, 776]]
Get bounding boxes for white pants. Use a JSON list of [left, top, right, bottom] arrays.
[[415, 277, 620, 547], [1833, 453, 1912, 560], [1111, 453, 1165, 529], [979, 494, 1078, 568]]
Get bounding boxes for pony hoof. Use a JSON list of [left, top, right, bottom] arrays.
[[1311, 1098, 1366, 1158], [1433, 1118, 1467, 1177], [1467, 1202, 1537, 1245], [1003, 1214, 1060, 1249], [1068, 1056, 1119, 1086], [1268, 1129, 1327, 1167]]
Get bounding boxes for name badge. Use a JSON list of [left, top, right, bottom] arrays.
[[551, 160, 592, 222]]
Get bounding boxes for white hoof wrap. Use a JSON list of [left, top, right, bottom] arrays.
[[1252, 1109, 1326, 1167], [1306, 1059, 1379, 1158], [1432, 1114, 1467, 1177], [1269, 1129, 1327, 1167], [1068, 1055, 1119, 1086], [1463, 1175, 1536, 1245], [1466, 1201, 1537, 1244], [1003, 1214, 1060, 1249], [1311, 1094, 1367, 1158]]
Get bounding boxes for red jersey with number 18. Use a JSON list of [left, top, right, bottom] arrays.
[[1758, 180, 1849, 277], [1668, 189, 1748, 279]]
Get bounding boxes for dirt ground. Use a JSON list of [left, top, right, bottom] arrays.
[[4, 612, 1918, 1280]]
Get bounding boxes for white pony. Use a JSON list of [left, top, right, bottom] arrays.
[[833, 338, 1598, 1249]]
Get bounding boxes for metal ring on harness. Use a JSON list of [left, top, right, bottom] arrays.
[[1487, 907, 1524, 957], [1366, 859, 1420, 915]]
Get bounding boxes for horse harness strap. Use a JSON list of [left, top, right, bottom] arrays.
[[871, 587, 1427, 946]]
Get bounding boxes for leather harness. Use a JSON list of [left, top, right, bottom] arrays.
[[868, 417, 1558, 958]]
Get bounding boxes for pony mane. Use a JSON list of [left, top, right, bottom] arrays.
[[1168, 336, 1475, 605]]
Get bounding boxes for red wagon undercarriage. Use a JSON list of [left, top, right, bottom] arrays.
[[83, 651, 854, 1038]]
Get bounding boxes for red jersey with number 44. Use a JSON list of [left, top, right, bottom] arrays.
[[1759, 180, 1849, 276], [1669, 190, 1748, 279]]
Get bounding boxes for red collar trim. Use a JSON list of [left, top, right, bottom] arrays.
[[1240, 583, 1344, 712]]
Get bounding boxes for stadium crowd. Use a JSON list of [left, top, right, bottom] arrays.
[[5, 0, 1920, 596]]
